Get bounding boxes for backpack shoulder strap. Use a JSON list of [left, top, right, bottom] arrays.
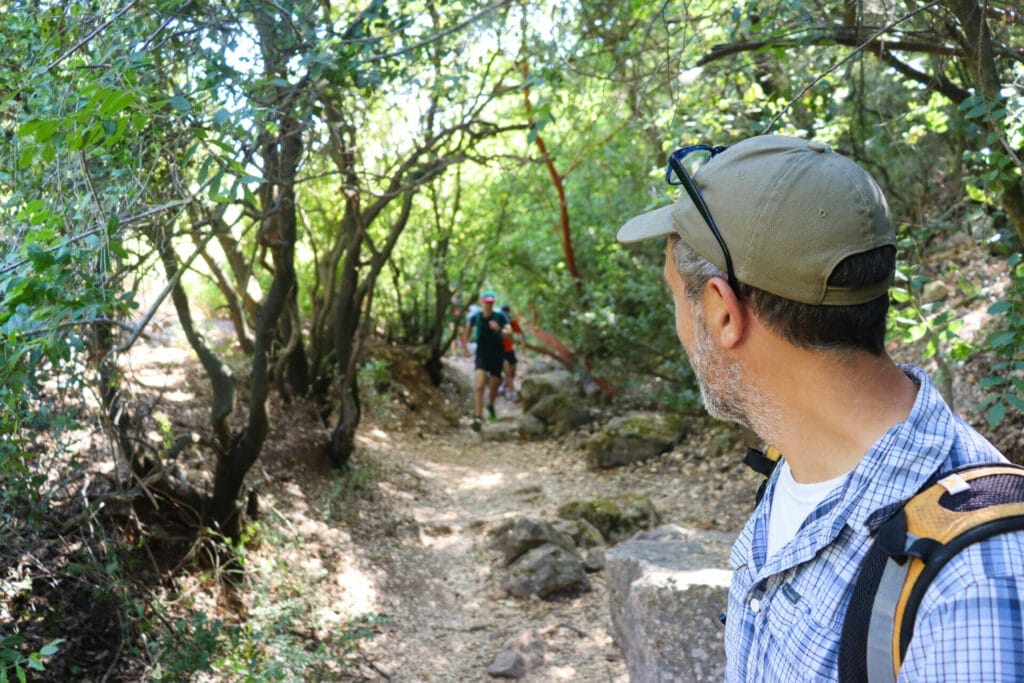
[[743, 445, 782, 504], [839, 463, 1024, 682]]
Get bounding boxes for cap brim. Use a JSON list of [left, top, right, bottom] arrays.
[[616, 204, 676, 243], [481, 297, 495, 302]]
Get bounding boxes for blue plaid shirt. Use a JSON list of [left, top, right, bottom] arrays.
[[725, 365, 1024, 681]]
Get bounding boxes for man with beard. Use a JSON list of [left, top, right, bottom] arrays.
[[616, 135, 1023, 681]]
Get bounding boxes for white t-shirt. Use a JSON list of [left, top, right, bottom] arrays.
[[766, 460, 849, 559]]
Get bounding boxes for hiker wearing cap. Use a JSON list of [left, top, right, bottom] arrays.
[[617, 135, 1023, 680], [462, 291, 512, 431], [499, 303, 526, 402]]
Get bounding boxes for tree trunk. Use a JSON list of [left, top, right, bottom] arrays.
[[209, 108, 303, 536], [327, 216, 364, 468]]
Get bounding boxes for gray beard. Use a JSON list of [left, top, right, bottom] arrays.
[[689, 312, 777, 440]]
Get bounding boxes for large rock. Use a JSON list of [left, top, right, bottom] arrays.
[[487, 630, 546, 679], [557, 494, 659, 543], [551, 517, 605, 550], [503, 544, 589, 599], [605, 525, 737, 683], [586, 411, 687, 469], [481, 421, 520, 442], [527, 393, 591, 436], [519, 370, 576, 412], [489, 516, 578, 566], [516, 413, 547, 440]]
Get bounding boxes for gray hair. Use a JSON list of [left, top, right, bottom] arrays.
[[668, 234, 894, 355], [669, 234, 724, 306]]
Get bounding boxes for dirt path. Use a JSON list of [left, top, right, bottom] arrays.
[[245, 354, 760, 682], [356, 432, 628, 681]]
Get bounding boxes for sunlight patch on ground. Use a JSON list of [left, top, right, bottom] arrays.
[[456, 470, 506, 492], [163, 389, 195, 402], [357, 428, 392, 448], [122, 344, 191, 393], [328, 563, 379, 617], [548, 665, 584, 679], [420, 530, 474, 554], [252, 482, 384, 640]]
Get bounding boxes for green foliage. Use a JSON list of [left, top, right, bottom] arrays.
[[888, 258, 973, 365], [357, 358, 397, 421], [0, 222, 129, 518], [977, 253, 1024, 429], [0, 636, 64, 683], [325, 461, 378, 519], [149, 608, 386, 680]]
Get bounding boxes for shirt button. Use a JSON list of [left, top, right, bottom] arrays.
[[750, 598, 761, 613]]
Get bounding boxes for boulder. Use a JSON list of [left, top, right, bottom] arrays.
[[605, 525, 737, 683], [503, 544, 589, 599], [519, 370, 576, 412], [481, 421, 520, 442], [557, 494, 659, 543], [489, 516, 578, 566], [527, 393, 591, 436], [551, 517, 605, 550], [487, 629, 546, 679], [516, 413, 547, 440], [586, 411, 687, 469]]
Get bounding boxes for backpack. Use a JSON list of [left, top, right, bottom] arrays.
[[838, 463, 1024, 682], [743, 449, 1024, 682]]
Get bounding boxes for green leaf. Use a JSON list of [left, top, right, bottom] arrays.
[[38, 639, 64, 657], [1006, 393, 1024, 411], [966, 103, 988, 119], [987, 300, 1011, 314], [170, 95, 190, 112], [26, 244, 55, 269], [986, 401, 1006, 429], [988, 331, 1017, 349], [100, 91, 135, 117]]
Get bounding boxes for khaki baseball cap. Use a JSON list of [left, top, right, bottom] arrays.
[[617, 135, 896, 305]]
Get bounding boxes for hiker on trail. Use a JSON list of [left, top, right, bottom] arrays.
[[449, 293, 465, 355], [617, 135, 1024, 681], [498, 303, 526, 402], [464, 302, 482, 354], [462, 290, 511, 431]]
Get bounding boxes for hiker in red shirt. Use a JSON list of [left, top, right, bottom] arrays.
[[499, 304, 525, 402]]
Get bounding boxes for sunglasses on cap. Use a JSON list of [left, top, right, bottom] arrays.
[[665, 144, 739, 295]]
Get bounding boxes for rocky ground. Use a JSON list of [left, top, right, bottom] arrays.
[[241, 350, 762, 682]]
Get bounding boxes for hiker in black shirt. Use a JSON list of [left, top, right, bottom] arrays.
[[461, 290, 511, 431]]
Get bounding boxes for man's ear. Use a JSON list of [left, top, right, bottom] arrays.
[[703, 276, 747, 349]]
